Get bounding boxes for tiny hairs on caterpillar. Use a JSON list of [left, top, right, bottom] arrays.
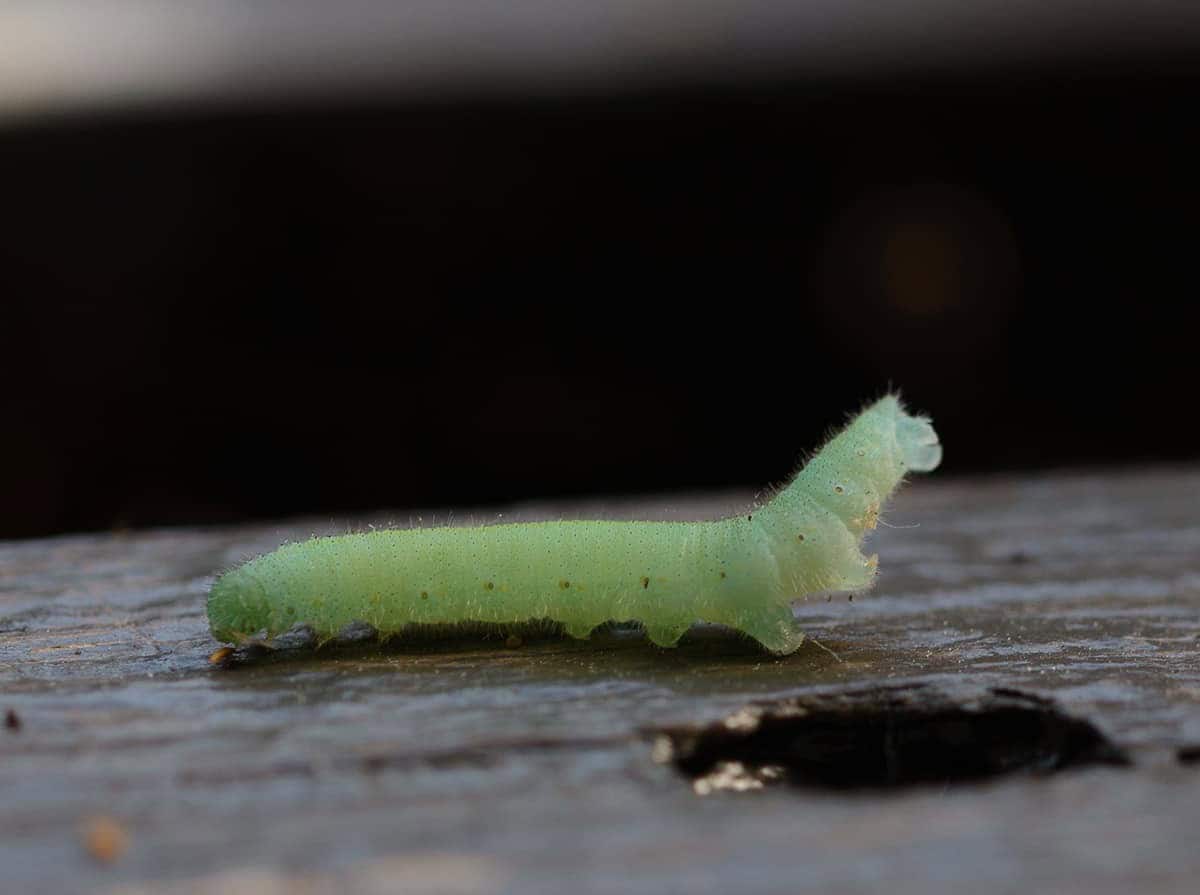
[[208, 395, 941, 655]]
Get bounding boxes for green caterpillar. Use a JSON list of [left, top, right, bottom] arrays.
[[208, 396, 941, 655]]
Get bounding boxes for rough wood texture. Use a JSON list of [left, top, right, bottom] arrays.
[[3, 469, 1199, 894]]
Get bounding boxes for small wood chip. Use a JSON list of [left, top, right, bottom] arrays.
[[82, 816, 129, 864], [208, 647, 236, 666]]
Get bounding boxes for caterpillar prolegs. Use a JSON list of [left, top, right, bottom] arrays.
[[208, 395, 941, 655]]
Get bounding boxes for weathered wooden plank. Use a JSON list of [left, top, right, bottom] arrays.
[[2, 468, 1199, 894]]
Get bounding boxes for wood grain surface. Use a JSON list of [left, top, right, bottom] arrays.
[[2, 469, 1199, 894]]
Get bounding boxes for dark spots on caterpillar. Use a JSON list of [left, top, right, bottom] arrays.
[[719, 571, 727, 579], [848, 594, 854, 601], [559, 579, 570, 589], [655, 685, 1129, 794], [641, 576, 650, 589], [747, 514, 753, 522], [484, 581, 495, 591], [796, 533, 805, 542], [420, 591, 429, 600], [834, 486, 844, 494], [4, 708, 21, 732]]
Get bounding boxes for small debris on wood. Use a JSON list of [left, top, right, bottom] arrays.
[[82, 816, 129, 864], [207, 647, 235, 666], [4, 708, 20, 732], [1177, 745, 1200, 765]]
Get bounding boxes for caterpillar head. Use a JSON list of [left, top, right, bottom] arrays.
[[895, 407, 943, 473], [207, 565, 272, 643]]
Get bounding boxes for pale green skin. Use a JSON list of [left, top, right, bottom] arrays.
[[208, 396, 941, 655]]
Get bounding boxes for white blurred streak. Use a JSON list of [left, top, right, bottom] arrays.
[[1, 0, 1198, 123]]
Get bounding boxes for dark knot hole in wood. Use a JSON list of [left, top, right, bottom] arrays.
[[655, 685, 1129, 794]]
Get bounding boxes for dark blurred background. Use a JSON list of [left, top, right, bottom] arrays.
[[2, 1, 1198, 539]]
